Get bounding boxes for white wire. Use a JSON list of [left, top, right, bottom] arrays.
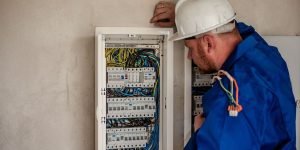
[[217, 70, 234, 94]]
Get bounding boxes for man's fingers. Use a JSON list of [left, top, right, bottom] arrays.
[[154, 22, 173, 27], [194, 114, 205, 131], [155, 1, 168, 8], [150, 1, 175, 27], [153, 7, 169, 16], [150, 12, 170, 23], [150, 12, 171, 23], [151, 2, 171, 23], [153, 2, 174, 17]]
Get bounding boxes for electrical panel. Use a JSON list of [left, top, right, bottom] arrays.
[[191, 65, 213, 131], [96, 27, 174, 150]]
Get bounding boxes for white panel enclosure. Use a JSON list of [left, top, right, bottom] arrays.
[[95, 27, 174, 150]]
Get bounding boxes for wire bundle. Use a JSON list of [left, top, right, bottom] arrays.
[[107, 118, 153, 128], [107, 88, 154, 97], [212, 70, 243, 117], [106, 48, 136, 67]]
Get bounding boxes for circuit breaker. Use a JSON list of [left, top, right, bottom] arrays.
[[96, 27, 174, 150]]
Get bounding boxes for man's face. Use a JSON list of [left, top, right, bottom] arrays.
[[184, 37, 217, 73]]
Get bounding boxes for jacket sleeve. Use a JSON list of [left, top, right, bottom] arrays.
[[185, 81, 275, 150], [184, 130, 197, 150], [185, 101, 261, 150]]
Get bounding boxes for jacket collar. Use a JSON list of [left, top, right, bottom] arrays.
[[221, 22, 258, 70]]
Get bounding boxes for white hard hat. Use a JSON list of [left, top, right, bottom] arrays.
[[170, 0, 236, 41]]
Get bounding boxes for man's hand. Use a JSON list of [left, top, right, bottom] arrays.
[[150, 1, 175, 27], [194, 114, 205, 132]]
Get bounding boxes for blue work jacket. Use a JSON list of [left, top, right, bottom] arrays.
[[185, 22, 296, 150]]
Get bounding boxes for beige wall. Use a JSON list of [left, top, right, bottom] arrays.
[[230, 0, 300, 35], [0, 0, 299, 150]]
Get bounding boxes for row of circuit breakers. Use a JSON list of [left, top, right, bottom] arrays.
[[102, 34, 163, 150]]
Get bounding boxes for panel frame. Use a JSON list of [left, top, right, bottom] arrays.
[[95, 27, 174, 150]]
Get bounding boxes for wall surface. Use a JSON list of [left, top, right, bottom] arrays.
[[0, 0, 299, 150], [230, 0, 300, 36]]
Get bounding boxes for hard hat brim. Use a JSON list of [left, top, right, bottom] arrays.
[[170, 17, 236, 41], [168, 32, 180, 41]]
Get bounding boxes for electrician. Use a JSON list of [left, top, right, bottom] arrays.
[[150, 0, 296, 149]]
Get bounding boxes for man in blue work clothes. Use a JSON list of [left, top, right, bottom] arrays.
[[150, 0, 296, 149]]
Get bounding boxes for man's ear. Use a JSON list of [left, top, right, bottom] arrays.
[[201, 34, 216, 54]]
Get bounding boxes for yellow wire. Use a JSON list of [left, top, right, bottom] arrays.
[[105, 48, 137, 67]]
